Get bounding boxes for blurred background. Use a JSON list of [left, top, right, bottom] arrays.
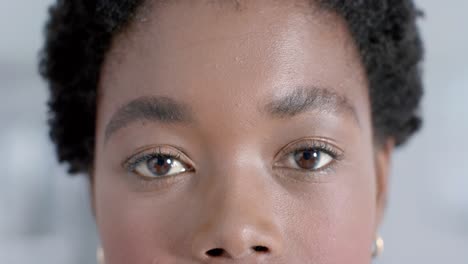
[[0, 0, 467, 263]]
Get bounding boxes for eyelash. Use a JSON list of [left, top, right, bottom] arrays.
[[123, 147, 184, 173], [122, 139, 344, 189], [274, 138, 345, 174], [293, 141, 342, 161]]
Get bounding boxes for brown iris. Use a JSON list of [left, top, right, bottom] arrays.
[[293, 149, 320, 170], [147, 155, 173, 176]]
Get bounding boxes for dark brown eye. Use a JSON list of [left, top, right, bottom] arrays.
[[292, 149, 333, 170], [132, 154, 189, 178], [147, 155, 173, 176]]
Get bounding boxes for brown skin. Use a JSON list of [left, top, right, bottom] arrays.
[[92, 1, 393, 263]]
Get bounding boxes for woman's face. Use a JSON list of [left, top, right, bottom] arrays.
[[93, 1, 392, 263]]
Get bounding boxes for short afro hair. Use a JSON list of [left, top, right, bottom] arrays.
[[39, 0, 424, 174]]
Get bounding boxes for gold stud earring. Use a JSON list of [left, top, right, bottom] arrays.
[[372, 235, 384, 258], [97, 247, 105, 264]]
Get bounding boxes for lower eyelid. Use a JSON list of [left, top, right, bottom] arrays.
[[126, 170, 189, 192], [272, 167, 336, 184]]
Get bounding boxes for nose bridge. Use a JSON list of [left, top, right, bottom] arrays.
[[190, 149, 283, 260]]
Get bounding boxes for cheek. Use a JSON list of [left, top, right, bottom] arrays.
[[93, 149, 377, 264], [94, 172, 180, 264], [333, 186, 375, 264], [289, 172, 376, 263], [334, 167, 376, 263]]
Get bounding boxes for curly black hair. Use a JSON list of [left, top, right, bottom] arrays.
[[39, 0, 424, 174]]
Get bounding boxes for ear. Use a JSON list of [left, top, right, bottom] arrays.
[[374, 138, 395, 231]]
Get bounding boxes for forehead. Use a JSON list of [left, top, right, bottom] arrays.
[[98, 0, 369, 133]]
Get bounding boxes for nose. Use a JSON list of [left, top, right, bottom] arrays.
[[190, 167, 283, 261], [198, 228, 277, 260]]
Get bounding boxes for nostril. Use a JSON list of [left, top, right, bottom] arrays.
[[205, 246, 269, 257], [252, 245, 269, 253], [206, 248, 226, 257]]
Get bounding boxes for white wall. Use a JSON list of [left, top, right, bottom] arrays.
[[0, 1, 466, 263], [380, 1, 468, 262], [0, 1, 99, 263]]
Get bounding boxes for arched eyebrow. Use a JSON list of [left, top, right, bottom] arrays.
[[104, 87, 359, 144], [261, 86, 359, 124], [104, 96, 193, 143]]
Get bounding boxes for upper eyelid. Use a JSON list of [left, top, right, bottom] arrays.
[[274, 137, 345, 160], [122, 146, 192, 171], [273, 141, 343, 176], [122, 139, 344, 171]]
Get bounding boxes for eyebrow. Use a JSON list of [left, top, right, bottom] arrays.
[[104, 87, 358, 143], [262, 86, 359, 123], [104, 96, 193, 142]]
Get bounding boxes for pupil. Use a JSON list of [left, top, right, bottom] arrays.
[[147, 155, 173, 176], [303, 151, 313, 160], [157, 157, 167, 166], [294, 149, 319, 170]]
